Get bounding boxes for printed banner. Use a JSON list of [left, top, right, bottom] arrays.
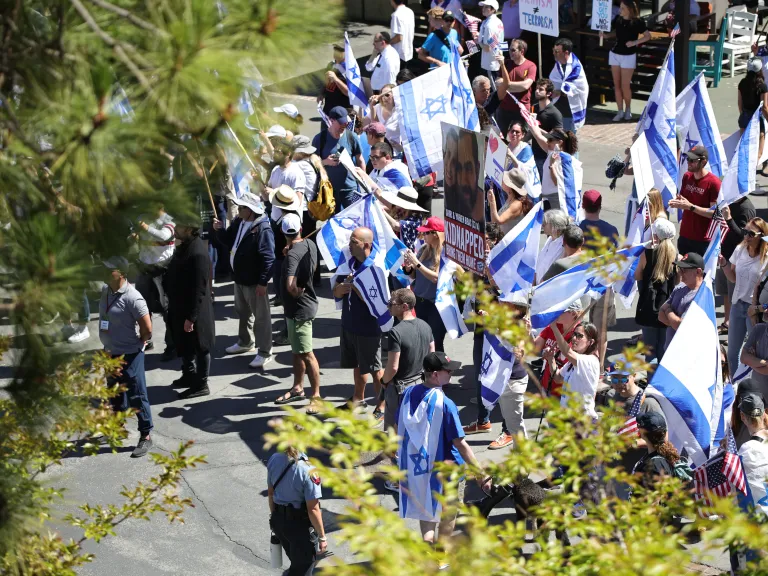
[[485, 128, 508, 191]]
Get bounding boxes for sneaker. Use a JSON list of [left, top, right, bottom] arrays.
[[338, 397, 368, 412], [179, 385, 210, 399], [612, 111, 624, 122], [462, 421, 492, 435], [623, 110, 632, 121], [249, 354, 273, 369], [225, 342, 255, 355], [131, 436, 153, 458], [372, 408, 384, 422], [66, 325, 90, 344], [160, 348, 176, 362], [269, 296, 282, 307], [384, 480, 400, 492], [488, 432, 514, 450]]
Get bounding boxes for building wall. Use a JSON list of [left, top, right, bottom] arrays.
[[345, 0, 395, 25]]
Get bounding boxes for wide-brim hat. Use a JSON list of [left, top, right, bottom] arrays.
[[292, 135, 316, 155], [232, 192, 265, 215], [380, 186, 427, 212], [502, 168, 527, 197], [269, 184, 301, 211]]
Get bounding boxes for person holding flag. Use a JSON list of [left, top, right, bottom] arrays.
[[549, 38, 589, 136], [477, 1, 504, 81], [631, 412, 688, 492]]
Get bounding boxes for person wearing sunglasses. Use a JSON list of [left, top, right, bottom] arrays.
[[607, 359, 664, 445], [658, 252, 704, 354]]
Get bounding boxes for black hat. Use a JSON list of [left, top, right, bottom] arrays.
[[442, 10, 456, 22], [685, 145, 709, 163], [740, 393, 766, 417], [637, 411, 667, 433], [674, 252, 705, 270], [423, 352, 461, 373]]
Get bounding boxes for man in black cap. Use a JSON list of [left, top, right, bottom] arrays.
[[668, 145, 721, 258], [312, 106, 366, 210], [658, 252, 704, 355]]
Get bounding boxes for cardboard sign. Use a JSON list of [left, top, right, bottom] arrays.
[[591, 0, 612, 32], [519, 0, 559, 37]]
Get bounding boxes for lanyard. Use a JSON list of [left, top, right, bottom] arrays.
[[105, 291, 124, 316], [233, 220, 251, 252]]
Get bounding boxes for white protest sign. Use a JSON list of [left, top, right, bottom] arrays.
[[339, 148, 371, 195], [630, 132, 653, 206], [485, 129, 508, 190], [591, 0, 612, 32], [519, 0, 559, 37]]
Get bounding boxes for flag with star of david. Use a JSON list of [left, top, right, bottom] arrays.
[[479, 332, 517, 409], [398, 386, 446, 521], [717, 106, 762, 207], [344, 32, 369, 117], [449, 43, 479, 132]]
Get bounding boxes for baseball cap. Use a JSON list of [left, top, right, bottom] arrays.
[[582, 189, 602, 211], [264, 124, 287, 138], [652, 218, 676, 241], [685, 145, 709, 163], [740, 393, 766, 417], [103, 256, 131, 272], [674, 252, 705, 270], [281, 213, 302, 236], [748, 58, 763, 73], [607, 355, 633, 376], [637, 411, 667, 433], [273, 103, 300, 119], [479, 0, 500, 9], [327, 106, 350, 124], [416, 216, 445, 233], [442, 10, 456, 22], [423, 352, 462, 372], [364, 122, 387, 137]]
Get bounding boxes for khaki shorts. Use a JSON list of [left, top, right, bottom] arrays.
[[286, 318, 313, 355], [590, 291, 617, 329]]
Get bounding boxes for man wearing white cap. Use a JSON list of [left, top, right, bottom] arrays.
[[274, 213, 322, 412], [273, 103, 302, 134], [213, 192, 276, 368]]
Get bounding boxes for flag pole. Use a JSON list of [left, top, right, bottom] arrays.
[[538, 33, 543, 79]]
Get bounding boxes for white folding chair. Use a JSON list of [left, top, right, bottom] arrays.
[[722, 9, 758, 77]]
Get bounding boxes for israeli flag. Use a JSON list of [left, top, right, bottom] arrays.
[[479, 332, 516, 409], [718, 107, 761, 207], [617, 200, 647, 309], [488, 203, 543, 300], [317, 195, 406, 273], [637, 44, 678, 207], [449, 42, 479, 132], [398, 387, 446, 522], [732, 362, 753, 384], [394, 65, 461, 180], [334, 251, 394, 332], [676, 73, 727, 186], [514, 145, 542, 200], [549, 54, 589, 130], [530, 244, 646, 329], [110, 85, 134, 121], [344, 32, 369, 116], [436, 256, 470, 339], [372, 160, 412, 193], [558, 152, 583, 223]]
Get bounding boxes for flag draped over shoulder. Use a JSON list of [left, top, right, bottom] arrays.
[[549, 54, 589, 130], [479, 332, 516, 409], [436, 256, 470, 339], [557, 152, 583, 223], [488, 203, 543, 300], [398, 387, 446, 522], [344, 32, 369, 115], [333, 251, 394, 332]]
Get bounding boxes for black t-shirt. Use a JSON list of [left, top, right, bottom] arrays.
[[553, 92, 571, 120], [389, 317, 434, 381], [484, 92, 501, 117], [323, 65, 350, 115], [531, 102, 563, 160], [722, 196, 756, 259], [281, 240, 318, 321], [338, 259, 381, 337], [738, 77, 768, 114], [612, 17, 647, 56]]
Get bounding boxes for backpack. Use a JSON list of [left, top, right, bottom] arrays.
[[308, 132, 337, 221], [649, 454, 694, 485]]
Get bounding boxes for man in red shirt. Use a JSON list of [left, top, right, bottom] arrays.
[[668, 145, 721, 257], [496, 38, 537, 134]]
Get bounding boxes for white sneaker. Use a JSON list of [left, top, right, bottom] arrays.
[[612, 111, 624, 122], [67, 326, 90, 343], [225, 343, 255, 355], [623, 110, 632, 121], [384, 480, 400, 492], [249, 354, 273, 369]]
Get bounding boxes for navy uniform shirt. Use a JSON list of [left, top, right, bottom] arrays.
[[267, 452, 322, 509]]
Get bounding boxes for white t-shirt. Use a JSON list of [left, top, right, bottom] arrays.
[[295, 159, 318, 203], [230, 220, 254, 269], [366, 44, 401, 92], [536, 236, 564, 283], [739, 436, 768, 517], [729, 244, 764, 304], [268, 163, 307, 211], [374, 103, 402, 150], [560, 354, 600, 419], [479, 14, 504, 72], [390, 5, 415, 62]]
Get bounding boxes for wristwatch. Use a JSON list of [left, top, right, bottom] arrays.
[[417, 262, 422, 269], [688, 205, 695, 211]]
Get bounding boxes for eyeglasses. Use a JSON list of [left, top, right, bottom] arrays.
[[370, 154, 386, 160], [572, 332, 586, 340], [387, 300, 400, 307], [381, 92, 393, 98], [744, 229, 760, 238], [609, 375, 630, 384], [509, 47, 519, 53]]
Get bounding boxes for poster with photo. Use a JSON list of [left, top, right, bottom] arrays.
[[442, 122, 487, 275]]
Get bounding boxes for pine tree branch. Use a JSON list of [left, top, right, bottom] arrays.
[[84, 0, 170, 38]]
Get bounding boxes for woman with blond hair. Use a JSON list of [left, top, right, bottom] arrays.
[[720, 215, 768, 372], [403, 216, 447, 351], [633, 218, 678, 362]]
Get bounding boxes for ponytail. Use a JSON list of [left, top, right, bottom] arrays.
[[647, 428, 680, 465]]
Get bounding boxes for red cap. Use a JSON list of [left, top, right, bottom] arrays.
[[582, 189, 602, 211], [417, 216, 445, 233]]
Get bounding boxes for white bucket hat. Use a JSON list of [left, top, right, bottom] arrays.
[[232, 192, 265, 215], [380, 186, 427, 212]]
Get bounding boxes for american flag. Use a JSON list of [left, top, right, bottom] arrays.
[[464, 13, 481, 39], [705, 206, 729, 242], [694, 430, 747, 516], [670, 23, 681, 38], [618, 392, 643, 436], [465, 40, 479, 55], [723, 429, 747, 495]]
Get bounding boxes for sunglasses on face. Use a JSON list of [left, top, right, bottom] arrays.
[[744, 229, 760, 238], [370, 154, 386, 160], [610, 375, 630, 384], [572, 332, 586, 340], [425, 230, 438, 236]]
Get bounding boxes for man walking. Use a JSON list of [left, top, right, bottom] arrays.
[[99, 258, 154, 458], [366, 32, 401, 94], [549, 38, 589, 135], [390, 0, 415, 67], [274, 214, 322, 414], [658, 252, 705, 353], [496, 39, 536, 134], [214, 192, 275, 369]]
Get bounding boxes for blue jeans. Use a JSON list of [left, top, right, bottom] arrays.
[[474, 331, 489, 424], [641, 326, 667, 363], [728, 300, 752, 374], [108, 351, 153, 435]]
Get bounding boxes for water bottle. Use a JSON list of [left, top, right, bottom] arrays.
[[270, 532, 283, 569]]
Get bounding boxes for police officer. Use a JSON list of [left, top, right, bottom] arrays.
[[267, 446, 327, 575]]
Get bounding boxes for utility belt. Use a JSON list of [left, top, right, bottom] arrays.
[[272, 503, 310, 522], [382, 374, 422, 400]]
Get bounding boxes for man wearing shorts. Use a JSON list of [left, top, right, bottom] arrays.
[[274, 213, 321, 414], [333, 227, 386, 417]]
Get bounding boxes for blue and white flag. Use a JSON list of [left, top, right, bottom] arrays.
[[676, 73, 727, 186], [394, 65, 461, 180], [718, 106, 761, 207], [334, 251, 394, 332], [557, 152, 583, 223], [372, 160, 412, 193], [513, 145, 542, 200], [549, 54, 589, 130], [637, 44, 678, 206], [344, 32, 369, 116], [714, 380, 736, 446], [318, 195, 406, 273], [436, 256, 470, 339], [398, 386, 446, 522], [702, 223, 723, 280], [647, 274, 723, 468], [489, 203, 543, 300], [530, 244, 646, 329], [732, 362, 753, 384], [449, 43, 479, 132], [110, 85, 134, 121], [479, 332, 516, 409]]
